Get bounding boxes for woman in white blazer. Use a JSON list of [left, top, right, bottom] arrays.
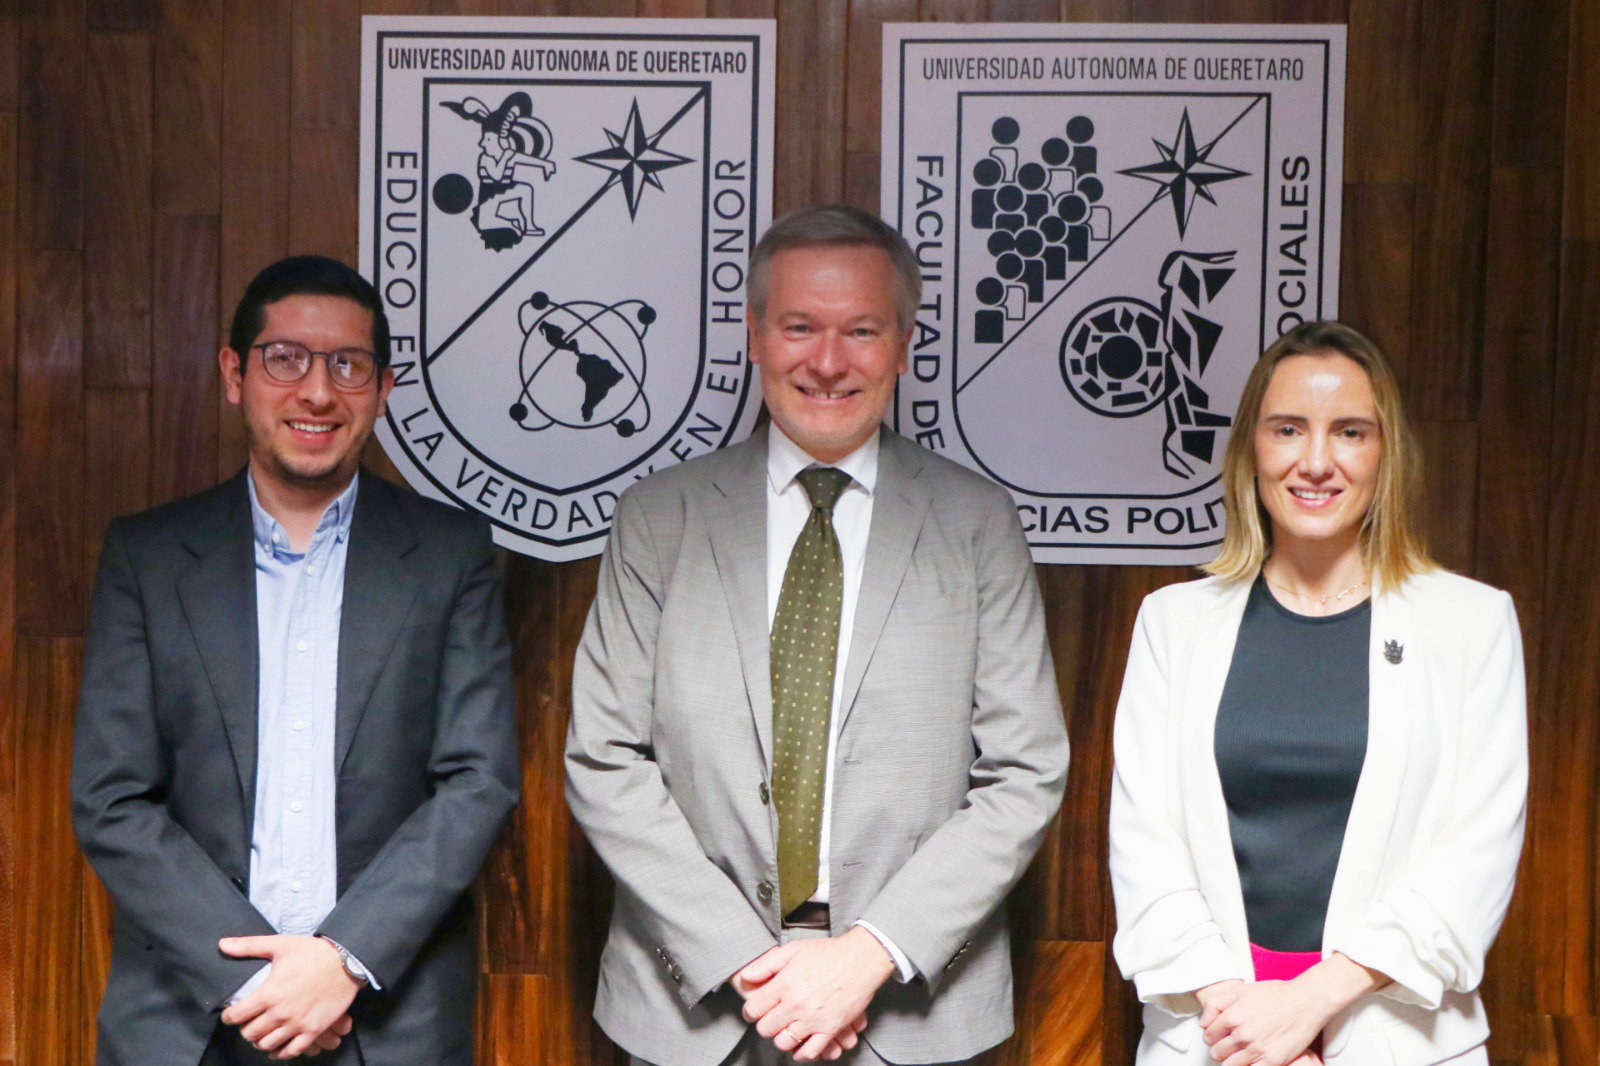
[[1109, 321, 1527, 1066]]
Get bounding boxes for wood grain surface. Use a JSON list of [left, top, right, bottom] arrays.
[[0, 3, 1594, 1064]]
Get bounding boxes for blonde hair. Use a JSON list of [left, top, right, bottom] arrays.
[[1203, 321, 1435, 591]]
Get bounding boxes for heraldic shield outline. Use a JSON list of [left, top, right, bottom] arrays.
[[362, 21, 775, 561], [885, 25, 1345, 564]]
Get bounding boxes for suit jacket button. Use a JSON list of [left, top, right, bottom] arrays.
[[757, 881, 774, 904], [759, 782, 770, 805]]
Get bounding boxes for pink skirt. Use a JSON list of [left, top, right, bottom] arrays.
[[1251, 942, 1322, 982]]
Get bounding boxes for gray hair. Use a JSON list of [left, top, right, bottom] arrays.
[[747, 204, 922, 330]]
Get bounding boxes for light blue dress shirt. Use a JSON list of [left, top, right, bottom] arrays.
[[234, 473, 371, 999]]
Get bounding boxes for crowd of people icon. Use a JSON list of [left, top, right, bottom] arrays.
[[972, 114, 1113, 344]]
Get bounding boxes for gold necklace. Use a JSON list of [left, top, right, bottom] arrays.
[[1264, 573, 1368, 611]]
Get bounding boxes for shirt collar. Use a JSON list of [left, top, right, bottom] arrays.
[[247, 469, 360, 556], [766, 422, 880, 498]]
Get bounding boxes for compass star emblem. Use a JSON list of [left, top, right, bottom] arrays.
[[1119, 109, 1247, 238], [576, 99, 693, 218]]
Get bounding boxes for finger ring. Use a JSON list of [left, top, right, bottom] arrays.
[[785, 1022, 806, 1042]]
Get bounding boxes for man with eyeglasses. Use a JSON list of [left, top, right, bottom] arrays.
[[71, 255, 519, 1065]]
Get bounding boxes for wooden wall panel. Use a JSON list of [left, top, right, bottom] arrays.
[[1338, 182, 1414, 373], [709, 0, 778, 16], [88, 0, 160, 32], [0, 108, 16, 1066], [1566, 0, 1600, 240], [0, 14, 19, 115], [843, 0, 914, 208], [18, 0, 84, 253], [479, 973, 551, 1066], [990, 0, 1065, 21], [13, 639, 85, 1066], [1413, 421, 1478, 574], [638, 1, 713, 17], [218, 0, 292, 479], [1343, 0, 1418, 184], [1492, 0, 1568, 170], [153, 0, 222, 215], [1539, 241, 1600, 1019], [82, 389, 152, 595], [773, 0, 847, 212], [0, 3, 1596, 1066], [150, 214, 222, 502], [289, 129, 360, 264], [84, 32, 154, 390], [1406, 0, 1493, 422], [15, 253, 85, 637], [1274, 0, 1345, 18], [1021, 941, 1105, 1066], [1480, 167, 1562, 427], [293, 0, 362, 132]]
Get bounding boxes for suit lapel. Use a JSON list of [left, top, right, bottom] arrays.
[[1324, 584, 1416, 941], [336, 473, 422, 771], [837, 430, 931, 736], [705, 431, 776, 771], [175, 472, 260, 821]]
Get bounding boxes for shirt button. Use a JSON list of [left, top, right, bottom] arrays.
[[296, 640, 309, 652], [290, 801, 303, 813], [292, 719, 305, 731], [271, 531, 280, 544], [306, 564, 317, 576], [756, 881, 774, 904], [291, 880, 303, 893], [758, 782, 770, 805]]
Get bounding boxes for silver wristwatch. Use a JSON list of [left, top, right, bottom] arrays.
[[320, 936, 371, 985]]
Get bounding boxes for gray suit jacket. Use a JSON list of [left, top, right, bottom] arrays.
[[71, 470, 520, 1066], [566, 426, 1069, 1066]]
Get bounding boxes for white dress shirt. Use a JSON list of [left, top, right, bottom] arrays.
[[766, 424, 914, 981]]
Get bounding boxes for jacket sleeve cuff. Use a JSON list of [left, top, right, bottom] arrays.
[[1332, 924, 1445, 1010], [1131, 933, 1247, 1016], [853, 919, 917, 983], [227, 963, 272, 1006], [676, 920, 780, 1009], [318, 935, 383, 991]]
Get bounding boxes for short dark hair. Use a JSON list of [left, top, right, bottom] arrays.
[[748, 205, 922, 330], [229, 255, 392, 371]]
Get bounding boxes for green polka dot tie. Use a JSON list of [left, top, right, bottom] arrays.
[[771, 466, 853, 916]]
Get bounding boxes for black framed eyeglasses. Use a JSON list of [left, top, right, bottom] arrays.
[[252, 341, 379, 389]]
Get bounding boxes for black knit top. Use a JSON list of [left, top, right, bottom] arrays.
[[1213, 575, 1371, 953]]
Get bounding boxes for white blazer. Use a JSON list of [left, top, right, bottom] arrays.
[[1109, 570, 1527, 1066]]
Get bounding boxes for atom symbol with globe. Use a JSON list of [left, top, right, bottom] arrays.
[[509, 292, 655, 438]]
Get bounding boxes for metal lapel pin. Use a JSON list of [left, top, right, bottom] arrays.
[[1383, 640, 1404, 665]]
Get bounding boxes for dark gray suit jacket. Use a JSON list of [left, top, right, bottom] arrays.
[[71, 469, 520, 1066]]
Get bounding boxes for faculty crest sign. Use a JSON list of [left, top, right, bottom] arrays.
[[361, 17, 775, 560], [883, 23, 1345, 564]]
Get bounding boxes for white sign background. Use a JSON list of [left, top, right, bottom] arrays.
[[883, 24, 1345, 564], [361, 17, 775, 560]]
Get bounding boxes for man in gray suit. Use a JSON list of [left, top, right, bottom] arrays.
[[566, 206, 1069, 1065], [72, 256, 519, 1065]]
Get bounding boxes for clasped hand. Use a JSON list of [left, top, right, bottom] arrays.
[[1197, 978, 1328, 1066], [733, 926, 895, 1062], [219, 934, 361, 1059], [1197, 953, 1387, 1066]]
